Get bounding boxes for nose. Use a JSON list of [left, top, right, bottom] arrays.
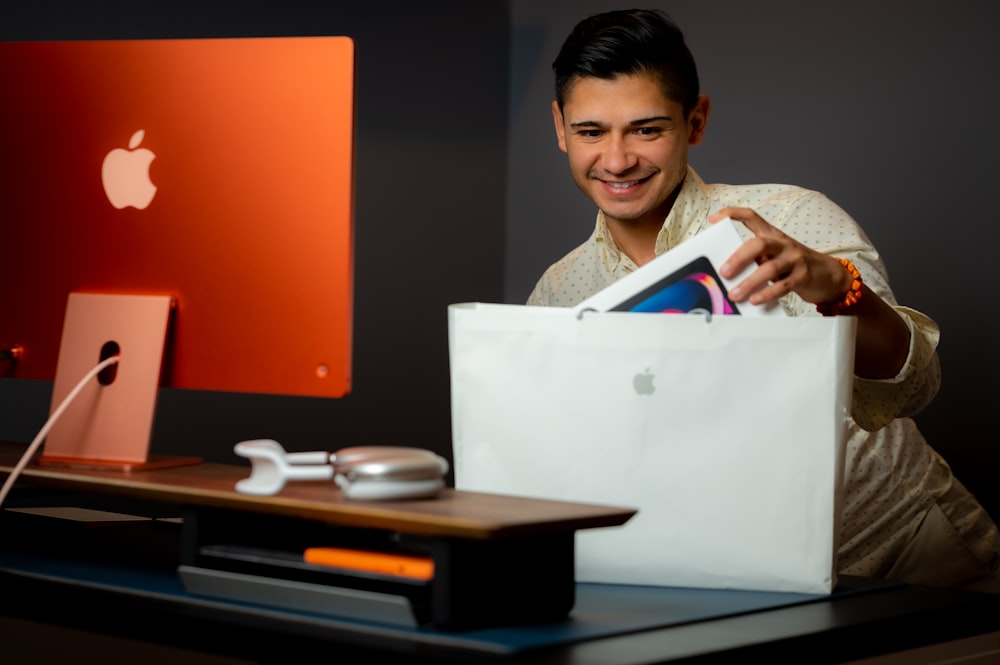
[[602, 134, 637, 175]]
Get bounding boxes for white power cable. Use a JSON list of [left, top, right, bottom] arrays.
[[0, 355, 120, 507]]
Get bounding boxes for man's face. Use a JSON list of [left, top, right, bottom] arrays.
[[552, 74, 708, 229]]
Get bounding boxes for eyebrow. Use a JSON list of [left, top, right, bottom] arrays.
[[569, 115, 674, 130]]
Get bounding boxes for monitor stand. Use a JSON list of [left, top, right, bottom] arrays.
[[37, 292, 201, 472]]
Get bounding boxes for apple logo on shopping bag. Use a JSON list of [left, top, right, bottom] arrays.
[[632, 368, 656, 395]]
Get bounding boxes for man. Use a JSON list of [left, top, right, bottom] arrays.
[[528, 8, 999, 592]]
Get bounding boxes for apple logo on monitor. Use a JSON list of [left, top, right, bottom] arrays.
[[101, 129, 157, 209]]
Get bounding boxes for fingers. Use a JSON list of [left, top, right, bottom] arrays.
[[712, 206, 782, 278], [726, 244, 798, 304], [711, 206, 773, 237], [732, 262, 798, 304], [711, 207, 803, 305], [718, 233, 765, 281]]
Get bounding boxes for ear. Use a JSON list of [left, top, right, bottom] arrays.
[[551, 100, 568, 153], [687, 94, 711, 146]]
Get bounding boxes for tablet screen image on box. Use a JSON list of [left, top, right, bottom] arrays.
[[609, 256, 739, 316]]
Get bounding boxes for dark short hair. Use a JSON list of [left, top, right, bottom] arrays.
[[552, 8, 700, 114]]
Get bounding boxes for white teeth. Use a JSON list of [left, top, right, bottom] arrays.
[[608, 181, 634, 189]]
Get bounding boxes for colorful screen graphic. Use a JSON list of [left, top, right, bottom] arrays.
[[610, 256, 740, 315]]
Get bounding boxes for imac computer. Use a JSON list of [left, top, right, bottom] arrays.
[[0, 36, 355, 470]]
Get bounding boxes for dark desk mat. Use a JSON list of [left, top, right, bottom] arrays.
[[0, 550, 898, 656], [418, 575, 897, 654]]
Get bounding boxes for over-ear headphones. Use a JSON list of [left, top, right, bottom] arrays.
[[233, 439, 449, 500]]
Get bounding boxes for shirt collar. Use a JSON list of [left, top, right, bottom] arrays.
[[593, 210, 626, 271], [655, 166, 714, 256]]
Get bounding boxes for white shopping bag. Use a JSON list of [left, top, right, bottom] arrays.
[[448, 302, 855, 594]]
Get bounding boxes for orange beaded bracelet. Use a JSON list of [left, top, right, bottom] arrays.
[[816, 258, 863, 316]]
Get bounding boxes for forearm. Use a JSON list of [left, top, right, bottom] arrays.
[[850, 284, 911, 379]]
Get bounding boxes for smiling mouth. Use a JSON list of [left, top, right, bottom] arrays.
[[600, 173, 652, 191], [595, 173, 656, 191]]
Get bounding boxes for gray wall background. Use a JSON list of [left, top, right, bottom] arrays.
[[506, 0, 1000, 517], [1, 1, 997, 518]]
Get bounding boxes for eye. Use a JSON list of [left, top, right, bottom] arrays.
[[634, 126, 663, 137], [577, 128, 605, 139]]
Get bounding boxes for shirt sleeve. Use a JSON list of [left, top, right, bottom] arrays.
[[526, 278, 550, 306], [849, 307, 941, 431]]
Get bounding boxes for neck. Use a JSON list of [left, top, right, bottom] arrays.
[[605, 217, 662, 266], [603, 182, 682, 267]]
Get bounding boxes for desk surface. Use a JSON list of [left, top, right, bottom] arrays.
[[0, 440, 634, 539]]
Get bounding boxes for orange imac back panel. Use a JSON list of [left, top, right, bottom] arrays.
[[0, 36, 355, 399]]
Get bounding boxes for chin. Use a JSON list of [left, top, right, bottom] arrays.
[[598, 201, 654, 223], [592, 189, 665, 223]]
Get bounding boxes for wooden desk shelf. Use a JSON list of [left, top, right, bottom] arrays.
[[0, 441, 635, 631]]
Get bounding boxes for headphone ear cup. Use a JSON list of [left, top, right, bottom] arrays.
[[335, 474, 444, 501], [332, 447, 449, 500]]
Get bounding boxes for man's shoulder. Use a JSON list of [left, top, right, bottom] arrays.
[[527, 238, 605, 307], [700, 179, 836, 226], [682, 169, 828, 222], [704, 180, 819, 204]]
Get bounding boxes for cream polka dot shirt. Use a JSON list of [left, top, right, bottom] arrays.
[[527, 166, 951, 577]]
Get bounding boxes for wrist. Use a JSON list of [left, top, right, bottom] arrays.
[[816, 258, 863, 316]]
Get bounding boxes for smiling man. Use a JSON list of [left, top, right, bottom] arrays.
[[527, 8, 1000, 592]]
